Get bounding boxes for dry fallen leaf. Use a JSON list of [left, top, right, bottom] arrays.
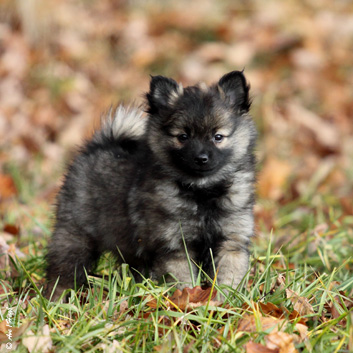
[[55, 319, 73, 335], [119, 300, 129, 313], [265, 331, 298, 353], [257, 158, 291, 200], [0, 281, 11, 296], [22, 325, 53, 353], [285, 289, 314, 316], [258, 302, 291, 319], [172, 286, 217, 303], [147, 286, 219, 311], [243, 302, 306, 325], [325, 291, 353, 326], [3, 224, 20, 236], [0, 319, 31, 343], [294, 323, 309, 342], [277, 274, 314, 316], [246, 341, 279, 353], [238, 302, 307, 350], [0, 174, 17, 201], [238, 314, 286, 333]]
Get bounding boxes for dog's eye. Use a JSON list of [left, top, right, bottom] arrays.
[[214, 134, 224, 142], [177, 134, 189, 142]]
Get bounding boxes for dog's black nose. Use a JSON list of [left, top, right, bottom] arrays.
[[194, 153, 209, 165]]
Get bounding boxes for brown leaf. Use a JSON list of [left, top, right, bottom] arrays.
[[0, 319, 31, 343], [3, 224, 20, 236], [258, 158, 291, 200], [243, 302, 306, 325], [258, 302, 289, 319], [183, 340, 196, 353], [145, 297, 158, 309], [265, 332, 298, 353], [246, 341, 279, 353], [294, 323, 309, 342], [277, 274, 314, 317], [0, 174, 17, 201], [0, 281, 11, 296], [326, 292, 353, 325], [147, 286, 219, 311], [169, 288, 190, 310], [238, 314, 285, 333], [170, 286, 217, 310], [55, 319, 73, 335], [285, 289, 314, 316], [340, 195, 353, 216], [119, 300, 129, 313], [184, 300, 223, 310], [185, 286, 217, 303], [22, 325, 53, 353]]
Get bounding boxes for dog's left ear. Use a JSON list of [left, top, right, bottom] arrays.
[[218, 71, 250, 112], [146, 75, 183, 114]]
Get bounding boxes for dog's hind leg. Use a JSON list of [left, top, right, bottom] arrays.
[[45, 229, 100, 300]]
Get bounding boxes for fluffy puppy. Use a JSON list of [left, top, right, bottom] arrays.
[[46, 71, 257, 298]]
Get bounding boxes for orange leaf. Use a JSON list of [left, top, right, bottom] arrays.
[[169, 288, 190, 310], [0, 174, 17, 200], [185, 286, 217, 303], [238, 314, 285, 333], [0, 319, 31, 343], [257, 159, 291, 200], [242, 302, 307, 325], [265, 331, 298, 353], [169, 286, 217, 310], [246, 341, 279, 353], [146, 286, 219, 311], [3, 224, 20, 236]]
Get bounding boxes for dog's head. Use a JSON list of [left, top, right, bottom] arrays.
[[146, 71, 257, 185]]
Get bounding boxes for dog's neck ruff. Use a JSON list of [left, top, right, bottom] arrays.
[[176, 179, 232, 200]]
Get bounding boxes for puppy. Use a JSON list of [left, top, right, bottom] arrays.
[[46, 71, 257, 298]]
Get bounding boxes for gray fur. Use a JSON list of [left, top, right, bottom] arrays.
[[46, 71, 257, 299]]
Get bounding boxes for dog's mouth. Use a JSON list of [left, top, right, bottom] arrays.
[[187, 166, 218, 177]]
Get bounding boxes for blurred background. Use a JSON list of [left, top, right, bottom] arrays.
[[0, 0, 352, 249]]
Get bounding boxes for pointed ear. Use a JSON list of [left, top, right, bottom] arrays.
[[146, 75, 183, 114], [217, 71, 250, 112]]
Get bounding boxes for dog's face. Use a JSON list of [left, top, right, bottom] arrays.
[[146, 71, 256, 184]]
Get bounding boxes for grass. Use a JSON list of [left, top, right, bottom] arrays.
[[1, 170, 352, 352]]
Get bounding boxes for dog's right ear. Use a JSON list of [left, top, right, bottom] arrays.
[[218, 71, 251, 113], [146, 75, 183, 114]]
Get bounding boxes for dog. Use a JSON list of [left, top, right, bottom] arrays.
[[46, 70, 257, 299]]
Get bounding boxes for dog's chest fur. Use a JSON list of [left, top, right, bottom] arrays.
[[177, 181, 230, 266], [131, 177, 233, 269]]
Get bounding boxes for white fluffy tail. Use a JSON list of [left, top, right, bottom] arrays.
[[96, 105, 147, 142]]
